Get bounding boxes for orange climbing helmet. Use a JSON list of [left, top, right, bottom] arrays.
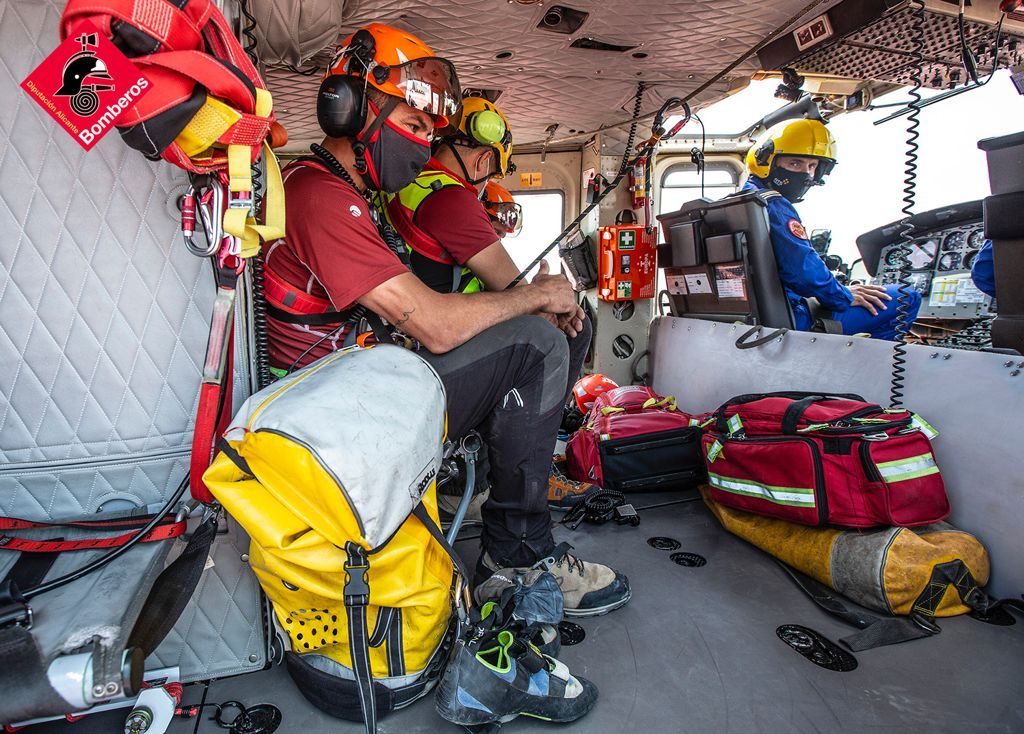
[[572, 374, 619, 413], [325, 23, 461, 124], [482, 181, 523, 237]]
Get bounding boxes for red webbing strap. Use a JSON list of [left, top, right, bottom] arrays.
[[60, 0, 214, 51], [0, 516, 185, 553], [189, 255, 237, 505], [189, 329, 233, 504], [262, 263, 333, 315], [0, 515, 169, 531], [139, 51, 259, 112]]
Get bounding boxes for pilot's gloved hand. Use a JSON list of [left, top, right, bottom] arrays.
[[849, 283, 892, 316]]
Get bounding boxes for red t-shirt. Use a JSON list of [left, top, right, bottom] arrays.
[[265, 163, 407, 370], [414, 161, 497, 265]]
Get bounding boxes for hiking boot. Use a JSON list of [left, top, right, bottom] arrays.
[[438, 487, 489, 527], [477, 544, 631, 618], [548, 455, 600, 510], [435, 630, 598, 726]]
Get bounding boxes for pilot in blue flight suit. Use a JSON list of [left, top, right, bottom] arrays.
[[743, 119, 922, 340], [971, 240, 996, 297]]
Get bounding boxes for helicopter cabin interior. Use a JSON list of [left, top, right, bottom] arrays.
[[1, 0, 1023, 732]]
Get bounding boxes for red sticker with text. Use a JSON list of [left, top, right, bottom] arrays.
[[20, 21, 151, 151], [787, 219, 808, 240]]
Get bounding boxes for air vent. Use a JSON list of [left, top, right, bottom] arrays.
[[536, 5, 589, 35], [570, 37, 639, 53], [463, 88, 504, 103]]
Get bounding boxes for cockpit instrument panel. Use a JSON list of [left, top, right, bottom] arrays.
[[856, 201, 991, 321]]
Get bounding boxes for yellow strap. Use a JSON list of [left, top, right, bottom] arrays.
[[254, 87, 272, 118], [600, 406, 626, 416], [176, 97, 240, 158], [222, 142, 286, 259], [642, 396, 677, 410]]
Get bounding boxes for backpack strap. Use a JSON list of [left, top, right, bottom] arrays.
[[343, 542, 376, 734]]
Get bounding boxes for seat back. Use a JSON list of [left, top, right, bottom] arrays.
[[0, 0, 264, 723], [656, 190, 794, 328]]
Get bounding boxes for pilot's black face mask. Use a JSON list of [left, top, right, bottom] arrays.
[[768, 166, 814, 203]]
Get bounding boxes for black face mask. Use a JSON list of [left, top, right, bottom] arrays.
[[767, 165, 815, 203], [358, 100, 432, 193]]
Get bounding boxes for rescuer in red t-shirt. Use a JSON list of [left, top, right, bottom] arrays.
[[261, 24, 630, 618]]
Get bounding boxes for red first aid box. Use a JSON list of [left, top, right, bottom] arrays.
[[597, 225, 657, 302]]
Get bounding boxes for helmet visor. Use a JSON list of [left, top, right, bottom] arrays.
[[382, 57, 461, 120], [490, 201, 523, 237], [812, 157, 835, 184]]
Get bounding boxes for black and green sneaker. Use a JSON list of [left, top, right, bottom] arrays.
[[479, 600, 561, 659], [435, 631, 598, 726]]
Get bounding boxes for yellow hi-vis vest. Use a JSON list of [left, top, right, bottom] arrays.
[[385, 171, 484, 294]]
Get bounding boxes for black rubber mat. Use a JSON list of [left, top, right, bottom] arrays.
[[26, 493, 1024, 733]]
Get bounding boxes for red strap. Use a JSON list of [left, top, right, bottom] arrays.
[[140, 51, 258, 112], [61, 0, 214, 51], [262, 263, 333, 315], [189, 328, 233, 504], [0, 517, 185, 553]]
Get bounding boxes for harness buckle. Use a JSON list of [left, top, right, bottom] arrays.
[[343, 561, 370, 607]]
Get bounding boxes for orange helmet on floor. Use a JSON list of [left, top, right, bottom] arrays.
[[572, 374, 619, 413], [482, 181, 523, 237], [325, 23, 461, 125]]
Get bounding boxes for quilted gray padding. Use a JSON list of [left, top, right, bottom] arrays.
[[0, 0, 265, 696], [0, 0, 212, 520], [149, 515, 268, 681], [266, 0, 836, 154]]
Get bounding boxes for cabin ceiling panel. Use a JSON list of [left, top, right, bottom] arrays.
[[266, 0, 831, 154]]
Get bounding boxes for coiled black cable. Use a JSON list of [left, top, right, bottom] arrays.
[[236, 0, 273, 389], [889, 0, 926, 408], [237, 0, 259, 65], [619, 82, 645, 176]]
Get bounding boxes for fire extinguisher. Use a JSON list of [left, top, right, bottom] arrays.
[[630, 154, 648, 209]]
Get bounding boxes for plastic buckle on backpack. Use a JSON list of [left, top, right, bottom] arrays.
[[343, 562, 370, 607]]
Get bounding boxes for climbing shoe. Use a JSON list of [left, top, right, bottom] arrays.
[[435, 630, 598, 726], [480, 600, 561, 659], [548, 455, 600, 510], [477, 543, 631, 618]]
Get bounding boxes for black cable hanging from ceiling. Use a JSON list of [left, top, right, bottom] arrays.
[[889, 0, 926, 408]]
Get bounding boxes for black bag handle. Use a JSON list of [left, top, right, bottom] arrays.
[[780, 394, 875, 434], [714, 391, 864, 433]]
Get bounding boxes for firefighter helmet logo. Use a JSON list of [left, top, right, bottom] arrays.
[[53, 33, 114, 117]]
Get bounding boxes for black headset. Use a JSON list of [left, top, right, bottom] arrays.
[[316, 29, 377, 138]]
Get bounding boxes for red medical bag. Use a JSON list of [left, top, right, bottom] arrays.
[[702, 392, 949, 528], [567, 387, 706, 492]]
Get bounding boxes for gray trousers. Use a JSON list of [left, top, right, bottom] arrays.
[[420, 315, 592, 565]]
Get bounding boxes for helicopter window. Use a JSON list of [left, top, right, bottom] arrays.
[[659, 164, 739, 215], [503, 190, 565, 274]]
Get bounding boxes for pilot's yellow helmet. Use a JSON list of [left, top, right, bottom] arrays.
[[746, 118, 837, 180], [445, 97, 515, 178]]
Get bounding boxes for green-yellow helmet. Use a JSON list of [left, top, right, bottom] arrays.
[[445, 97, 515, 178]]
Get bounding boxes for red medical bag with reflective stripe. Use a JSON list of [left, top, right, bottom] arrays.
[[702, 391, 949, 528], [567, 387, 706, 492]]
